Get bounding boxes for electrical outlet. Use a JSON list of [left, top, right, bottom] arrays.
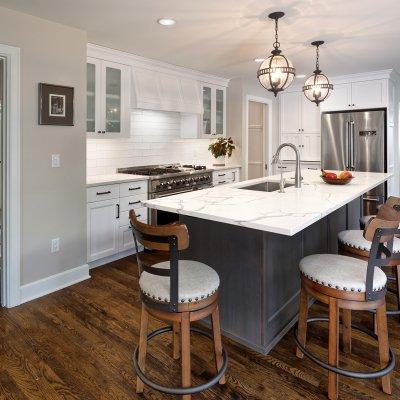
[[52, 154, 60, 168], [51, 238, 60, 253]]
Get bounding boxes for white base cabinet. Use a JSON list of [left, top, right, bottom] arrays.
[[87, 180, 148, 263], [212, 168, 240, 186]]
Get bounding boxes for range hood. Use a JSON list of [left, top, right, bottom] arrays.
[[131, 67, 203, 114]]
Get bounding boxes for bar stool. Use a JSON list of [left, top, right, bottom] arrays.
[[360, 196, 400, 229], [129, 210, 228, 399], [339, 203, 400, 320], [294, 217, 398, 400]]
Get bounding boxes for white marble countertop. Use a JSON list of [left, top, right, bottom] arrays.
[[86, 174, 149, 187], [143, 170, 392, 236]]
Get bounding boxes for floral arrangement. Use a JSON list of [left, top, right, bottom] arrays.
[[208, 137, 235, 158]]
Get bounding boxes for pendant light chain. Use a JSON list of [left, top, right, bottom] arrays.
[[273, 18, 280, 50], [315, 44, 320, 71]]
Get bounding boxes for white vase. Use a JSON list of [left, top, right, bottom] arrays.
[[213, 156, 225, 166]]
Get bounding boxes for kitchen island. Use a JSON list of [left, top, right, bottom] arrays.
[[143, 170, 391, 354]]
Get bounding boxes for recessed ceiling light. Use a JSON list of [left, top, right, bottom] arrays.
[[254, 58, 265, 63], [157, 18, 176, 26], [296, 74, 306, 79]]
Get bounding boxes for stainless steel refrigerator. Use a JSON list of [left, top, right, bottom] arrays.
[[321, 109, 386, 215]]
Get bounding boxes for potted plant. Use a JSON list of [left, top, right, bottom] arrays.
[[208, 137, 235, 166]]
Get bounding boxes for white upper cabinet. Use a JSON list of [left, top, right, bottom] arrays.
[[301, 134, 321, 161], [200, 84, 226, 137], [131, 68, 202, 114], [350, 79, 387, 109], [86, 57, 130, 136], [281, 92, 301, 133], [280, 91, 321, 134], [321, 79, 387, 111]]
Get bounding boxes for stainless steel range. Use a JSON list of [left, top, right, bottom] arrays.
[[117, 164, 213, 224]]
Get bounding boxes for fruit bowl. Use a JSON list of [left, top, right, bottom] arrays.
[[321, 170, 354, 185], [321, 176, 353, 185]]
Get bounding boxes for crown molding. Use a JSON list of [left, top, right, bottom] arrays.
[[87, 43, 230, 87]]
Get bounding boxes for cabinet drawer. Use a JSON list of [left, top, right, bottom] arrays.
[[119, 206, 147, 227], [87, 184, 119, 202], [212, 169, 238, 184], [120, 194, 147, 212], [120, 180, 147, 197], [214, 178, 234, 186]]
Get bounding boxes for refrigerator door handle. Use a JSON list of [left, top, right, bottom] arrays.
[[346, 121, 350, 170], [350, 121, 355, 170]]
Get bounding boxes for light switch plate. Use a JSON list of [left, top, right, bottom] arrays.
[[51, 238, 60, 253], [52, 154, 60, 168]]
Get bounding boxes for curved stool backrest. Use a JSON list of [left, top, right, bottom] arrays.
[[363, 216, 400, 301], [129, 209, 189, 312]]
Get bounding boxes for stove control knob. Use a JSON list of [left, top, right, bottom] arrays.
[[200, 176, 205, 181]]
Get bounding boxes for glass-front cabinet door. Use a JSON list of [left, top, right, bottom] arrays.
[[215, 88, 225, 135], [201, 84, 226, 137], [86, 58, 130, 136]]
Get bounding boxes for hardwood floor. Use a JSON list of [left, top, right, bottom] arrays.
[[0, 253, 399, 399]]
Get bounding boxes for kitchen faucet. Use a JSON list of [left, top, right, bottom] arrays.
[[272, 143, 302, 188]]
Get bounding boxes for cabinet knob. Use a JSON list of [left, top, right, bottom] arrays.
[[102, 130, 106, 134], [97, 130, 101, 133], [348, 104, 351, 107], [352, 104, 355, 107]]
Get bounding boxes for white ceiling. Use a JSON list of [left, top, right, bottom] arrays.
[[1, 0, 400, 79]]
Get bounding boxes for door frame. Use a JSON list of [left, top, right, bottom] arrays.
[[243, 95, 273, 180], [0, 44, 21, 307]]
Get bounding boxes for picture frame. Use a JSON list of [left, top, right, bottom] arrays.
[[38, 83, 74, 126]]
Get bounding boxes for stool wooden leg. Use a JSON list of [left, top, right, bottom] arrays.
[[328, 298, 339, 400], [376, 303, 392, 394], [211, 305, 226, 384], [172, 321, 180, 360], [396, 265, 400, 322], [342, 309, 352, 354], [181, 312, 191, 400], [136, 304, 149, 394], [296, 287, 308, 359]]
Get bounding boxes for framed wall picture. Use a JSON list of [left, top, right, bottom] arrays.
[[38, 83, 74, 126]]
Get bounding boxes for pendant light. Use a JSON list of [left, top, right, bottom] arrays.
[[257, 12, 296, 96], [302, 41, 333, 106]]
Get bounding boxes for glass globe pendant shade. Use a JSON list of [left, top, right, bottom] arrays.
[[302, 41, 333, 106], [257, 53, 295, 96], [257, 12, 295, 97], [303, 73, 333, 106]]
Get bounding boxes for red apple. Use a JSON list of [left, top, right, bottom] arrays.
[[325, 172, 337, 180]]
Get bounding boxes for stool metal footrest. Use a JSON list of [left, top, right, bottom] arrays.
[[133, 326, 228, 395], [294, 317, 395, 379]]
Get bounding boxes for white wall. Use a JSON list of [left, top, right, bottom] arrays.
[[0, 7, 87, 285], [87, 110, 216, 174]]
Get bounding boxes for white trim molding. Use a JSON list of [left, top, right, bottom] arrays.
[[87, 43, 230, 88], [20, 264, 90, 304], [243, 95, 273, 180], [0, 44, 21, 308]]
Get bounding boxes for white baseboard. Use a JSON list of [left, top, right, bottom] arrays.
[[88, 247, 138, 269], [20, 264, 90, 304]]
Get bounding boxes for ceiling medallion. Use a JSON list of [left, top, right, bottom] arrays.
[[257, 11, 296, 97], [302, 41, 333, 106]]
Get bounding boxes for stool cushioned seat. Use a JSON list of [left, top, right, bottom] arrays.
[[139, 260, 220, 303], [338, 229, 400, 253], [300, 254, 387, 292]]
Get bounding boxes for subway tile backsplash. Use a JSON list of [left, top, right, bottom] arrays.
[[87, 109, 215, 176]]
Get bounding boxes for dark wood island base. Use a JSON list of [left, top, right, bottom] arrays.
[[181, 197, 362, 354]]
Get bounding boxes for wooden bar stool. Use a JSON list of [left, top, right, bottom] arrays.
[[295, 217, 398, 400], [129, 210, 227, 399], [360, 196, 400, 229], [339, 203, 400, 321]]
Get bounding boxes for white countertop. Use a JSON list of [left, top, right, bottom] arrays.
[[207, 164, 241, 171], [143, 170, 391, 236], [86, 174, 149, 187]]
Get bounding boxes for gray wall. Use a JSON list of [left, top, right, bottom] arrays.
[[227, 77, 279, 171], [0, 7, 87, 285]]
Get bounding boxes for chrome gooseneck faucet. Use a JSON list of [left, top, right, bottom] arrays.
[[272, 143, 302, 188]]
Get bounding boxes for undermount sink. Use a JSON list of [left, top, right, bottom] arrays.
[[239, 181, 294, 192]]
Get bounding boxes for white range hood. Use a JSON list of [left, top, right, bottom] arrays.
[[131, 67, 203, 114]]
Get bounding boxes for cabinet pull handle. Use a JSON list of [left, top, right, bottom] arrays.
[[279, 166, 287, 169], [129, 186, 141, 191], [218, 173, 226, 177], [129, 200, 141, 205], [136, 214, 141, 218], [116, 204, 120, 219], [96, 190, 111, 195], [307, 167, 318, 170], [219, 180, 226, 184]]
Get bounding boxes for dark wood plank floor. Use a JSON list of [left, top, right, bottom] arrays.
[[0, 253, 399, 399]]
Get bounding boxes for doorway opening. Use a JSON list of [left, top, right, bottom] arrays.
[[245, 96, 272, 180]]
